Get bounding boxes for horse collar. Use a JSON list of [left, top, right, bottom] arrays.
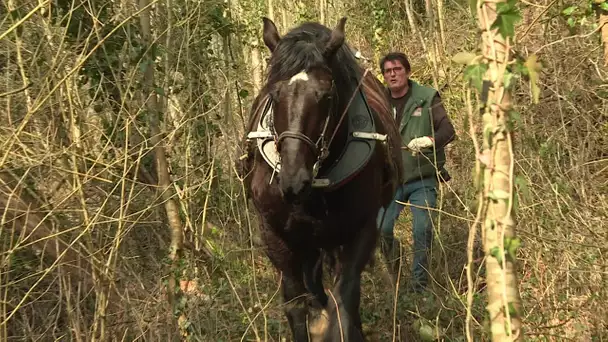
[[247, 86, 387, 190]]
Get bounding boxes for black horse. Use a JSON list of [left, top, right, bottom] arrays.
[[235, 17, 404, 341]]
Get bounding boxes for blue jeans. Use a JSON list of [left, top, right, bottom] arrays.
[[377, 177, 437, 290]]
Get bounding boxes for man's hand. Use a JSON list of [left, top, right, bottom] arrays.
[[407, 136, 434, 152]]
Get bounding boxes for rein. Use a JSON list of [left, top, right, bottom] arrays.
[[327, 68, 370, 146]]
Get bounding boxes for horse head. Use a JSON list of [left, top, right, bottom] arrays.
[[261, 17, 348, 203]]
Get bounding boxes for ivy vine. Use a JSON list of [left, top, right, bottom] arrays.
[[562, 0, 608, 29], [454, 0, 542, 104]]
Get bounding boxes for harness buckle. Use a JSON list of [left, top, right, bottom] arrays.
[[247, 131, 273, 139], [312, 178, 330, 187], [352, 131, 387, 141]]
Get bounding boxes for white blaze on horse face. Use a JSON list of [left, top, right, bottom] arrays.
[[288, 71, 309, 85], [280, 70, 311, 170], [287, 71, 309, 135]]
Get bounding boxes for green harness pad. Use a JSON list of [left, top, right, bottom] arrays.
[[249, 86, 386, 191], [314, 86, 382, 190]]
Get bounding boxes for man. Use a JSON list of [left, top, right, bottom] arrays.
[[377, 52, 456, 292]]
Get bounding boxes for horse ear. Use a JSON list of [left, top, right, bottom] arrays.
[[324, 17, 347, 59], [262, 17, 281, 52]]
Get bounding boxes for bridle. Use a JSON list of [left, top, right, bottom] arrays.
[[271, 81, 335, 178], [268, 68, 370, 180]]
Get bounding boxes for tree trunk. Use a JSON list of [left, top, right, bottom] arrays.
[[426, 0, 440, 89], [251, 41, 263, 94], [138, 0, 189, 338], [436, 0, 446, 54], [268, 0, 274, 22], [601, 13, 607, 66], [318, 0, 326, 25], [281, 7, 288, 32], [477, 0, 524, 341], [404, 0, 419, 36]]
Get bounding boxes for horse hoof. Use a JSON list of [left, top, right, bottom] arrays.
[[308, 309, 329, 342]]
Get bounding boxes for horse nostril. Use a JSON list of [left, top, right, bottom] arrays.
[[283, 187, 298, 203], [302, 179, 311, 189], [281, 180, 311, 203], [280, 167, 313, 203]]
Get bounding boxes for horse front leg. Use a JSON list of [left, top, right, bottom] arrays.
[[284, 248, 331, 342], [260, 227, 314, 342], [303, 250, 330, 342], [325, 218, 378, 342], [280, 273, 310, 341]]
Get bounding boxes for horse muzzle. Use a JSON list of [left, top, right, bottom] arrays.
[[279, 167, 312, 203]]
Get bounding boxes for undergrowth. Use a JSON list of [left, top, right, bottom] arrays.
[[0, 0, 606, 341]]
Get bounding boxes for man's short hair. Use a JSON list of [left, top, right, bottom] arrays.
[[379, 52, 411, 74]]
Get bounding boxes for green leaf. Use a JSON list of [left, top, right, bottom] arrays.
[[512, 59, 528, 76], [567, 17, 576, 27], [490, 0, 522, 38], [155, 87, 165, 96], [509, 109, 521, 125], [238, 89, 249, 98], [561, 5, 578, 16], [490, 246, 503, 264], [464, 63, 488, 92], [452, 51, 478, 65], [210, 225, 219, 235], [600, 2, 608, 10], [504, 237, 521, 261], [506, 108, 521, 131], [503, 70, 517, 89], [525, 54, 542, 104]]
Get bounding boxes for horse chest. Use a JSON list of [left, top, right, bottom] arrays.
[[280, 201, 358, 240]]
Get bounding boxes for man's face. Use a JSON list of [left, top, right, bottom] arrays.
[[382, 60, 410, 94]]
